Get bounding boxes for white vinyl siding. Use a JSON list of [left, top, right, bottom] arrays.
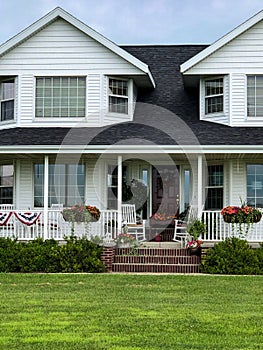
[[19, 160, 33, 209], [86, 157, 105, 209], [184, 20, 263, 75], [0, 18, 140, 127]]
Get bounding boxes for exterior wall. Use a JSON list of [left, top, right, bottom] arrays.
[[86, 157, 106, 209], [228, 159, 246, 205], [186, 20, 263, 127], [18, 160, 34, 209], [185, 20, 263, 74], [0, 18, 142, 129]]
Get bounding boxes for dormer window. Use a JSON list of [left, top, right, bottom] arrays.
[[108, 78, 128, 114], [0, 79, 15, 121], [205, 78, 224, 114], [247, 76, 263, 117], [35, 77, 86, 118]]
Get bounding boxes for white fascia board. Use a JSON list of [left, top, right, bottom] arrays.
[[0, 7, 155, 88], [181, 9, 263, 74], [1, 144, 263, 154]]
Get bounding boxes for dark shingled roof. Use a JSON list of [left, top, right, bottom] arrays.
[[1, 44, 263, 147]]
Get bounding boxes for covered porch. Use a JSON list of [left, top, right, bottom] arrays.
[[1, 148, 263, 243]]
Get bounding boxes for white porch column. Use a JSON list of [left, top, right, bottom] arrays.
[[117, 155, 122, 234], [43, 155, 49, 240], [197, 155, 203, 218]]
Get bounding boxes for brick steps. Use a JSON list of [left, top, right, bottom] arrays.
[[112, 247, 201, 273]]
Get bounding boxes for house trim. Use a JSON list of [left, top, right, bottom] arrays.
[[1, 144, 263, 154]]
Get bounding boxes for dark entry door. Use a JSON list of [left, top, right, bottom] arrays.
[[152, 165, 180, 217]]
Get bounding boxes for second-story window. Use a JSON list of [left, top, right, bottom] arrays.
[[35, 77, 86, 118], [247, 76, 263, 117], [0, 79, 15, 121], [108, 78, 128, 114], [205, 78, 224, 114]]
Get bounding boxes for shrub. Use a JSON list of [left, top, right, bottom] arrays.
[[0, 236, 106, 273], [200, 237, 263, 275], [59, 236, 106, 273]]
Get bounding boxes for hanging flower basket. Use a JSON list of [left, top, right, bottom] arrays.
[[62, 205, 101, 223], [221, 206, 262, 224]]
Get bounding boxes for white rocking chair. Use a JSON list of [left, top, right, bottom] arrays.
[[121, 204, 146, 241], [173, 206, 198, 247]]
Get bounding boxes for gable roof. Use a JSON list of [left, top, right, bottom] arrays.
[[0, 7, 155, 88], [181, 9, 263, 73]]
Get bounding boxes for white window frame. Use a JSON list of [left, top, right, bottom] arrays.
[[107, 77, 132, 116], [0, 78, 15, 122], [205, 164, 224, 210], [247, 75, 263, 118], [246, 164, 263, 208], [204, 77, 224, 115], [35, 76, 86, 119]]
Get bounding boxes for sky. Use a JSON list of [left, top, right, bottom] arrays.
[[0, 0, 262, 46]]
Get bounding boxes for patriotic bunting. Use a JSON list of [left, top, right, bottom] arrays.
[[14, 212, 41, 226], [0, 211, 13, 226]]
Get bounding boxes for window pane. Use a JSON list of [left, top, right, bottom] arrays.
[[0, 165, 14, 204], [247, 75, 263, 117], [35, 77, 86, 118], [205, 78, 223, 96], [205, 188, 223, 210], [34, 164, 85, 207], [108, 78, 129, 114], [247, 164, 263, 207], [205, 96, 223, 114], [205, 165, 223, 210], [109, 96, 128, 114], [1, 79, 15, 121], [1, 100, 14, 121]]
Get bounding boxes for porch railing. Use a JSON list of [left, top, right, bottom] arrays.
[[202, 210, 263, 242], [1, 209, 263, 242], [0, 209, 119, 241]]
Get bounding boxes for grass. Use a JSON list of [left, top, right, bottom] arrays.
[[0, 274, 262, 349]]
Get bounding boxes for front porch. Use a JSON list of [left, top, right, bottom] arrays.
[[0, 208, 263, 243]]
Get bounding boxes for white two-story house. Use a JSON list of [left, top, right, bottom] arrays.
[[1, 7, 263, 242]]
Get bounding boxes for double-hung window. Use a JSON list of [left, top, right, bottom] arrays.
[[247, 164, 263, 207], [247, 76, 263, 117], [108, 78, 128, 114], [205, 78, 224, 114], [0, 165, 14, 204], [35, 77, 86, 118], [205, 165, 224, 210], [0, 79, 15, 121]]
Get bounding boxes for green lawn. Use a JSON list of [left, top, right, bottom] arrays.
[[0, 274, 262, 350]]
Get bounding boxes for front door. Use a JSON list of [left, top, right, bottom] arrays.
[[152, 165, 180, 218]]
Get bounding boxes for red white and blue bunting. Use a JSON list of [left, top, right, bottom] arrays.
[[0, 211, 13, 226], [14, 212, 41, 226]]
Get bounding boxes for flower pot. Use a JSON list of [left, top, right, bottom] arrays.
[[188, 247, 201, 256]]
